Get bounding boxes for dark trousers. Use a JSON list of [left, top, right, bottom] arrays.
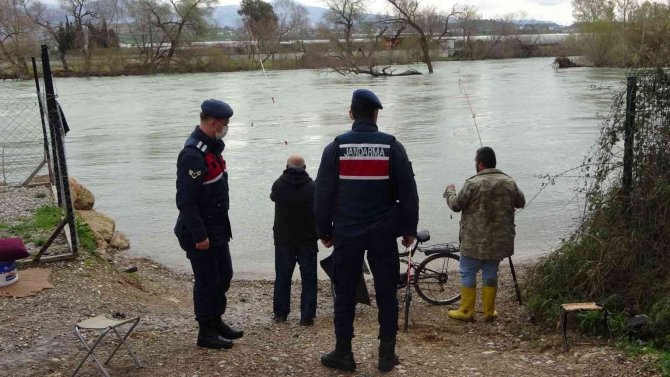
[[273, 244, 318, 320], [333, 235, 399, 340], [186, 242, 233, 323]]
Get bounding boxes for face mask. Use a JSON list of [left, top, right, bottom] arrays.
[[215, 125, 229, 140]]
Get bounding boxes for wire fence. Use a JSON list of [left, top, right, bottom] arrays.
[[0, 81, 49, 187], [0, 48, 78, 261]]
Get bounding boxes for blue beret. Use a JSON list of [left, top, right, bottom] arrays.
[[351, 89, 383, 110], [201, 99, 233, 119]]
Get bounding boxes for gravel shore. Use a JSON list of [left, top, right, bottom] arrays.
[[0, 186, 662, 376]]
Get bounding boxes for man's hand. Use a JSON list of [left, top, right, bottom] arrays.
[[195, 238, 210, 250], [447, 184, 456, 191], [401, 235, 415, 248], [321, 239, 333, 248]]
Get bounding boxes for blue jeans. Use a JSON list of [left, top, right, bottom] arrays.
[[459, 254, 501, 288], [273, 244, 318, 320]]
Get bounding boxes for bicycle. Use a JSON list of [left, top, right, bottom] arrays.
[[322, 229, 461, 332], [399, 229, 460, 332]]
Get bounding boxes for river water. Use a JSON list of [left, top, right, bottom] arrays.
[[26, 58, 625, 278]]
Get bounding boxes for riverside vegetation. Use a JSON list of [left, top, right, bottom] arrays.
[[523, 68, 670, 376]]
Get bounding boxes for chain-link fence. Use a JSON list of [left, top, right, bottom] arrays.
[[0, 75, 49, 187], [1, 48, 78, 261]]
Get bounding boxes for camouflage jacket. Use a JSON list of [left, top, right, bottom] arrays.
[[445, 168, 525, 260]]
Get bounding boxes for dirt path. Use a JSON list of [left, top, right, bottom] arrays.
[[0, 252, 659, 377]]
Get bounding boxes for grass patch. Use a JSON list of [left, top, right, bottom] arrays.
[[76, 219, 98, 256], [1, 205, 63, 244]]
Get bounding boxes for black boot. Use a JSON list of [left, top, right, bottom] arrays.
[[378, 335, 400, 372], [215, 318, 244, 340], [320, 337, 356, 372], [197, 320, 233, 349]]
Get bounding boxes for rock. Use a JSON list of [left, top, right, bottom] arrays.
[[69, 177, 95, 210], [78, 210, 116, 242], [110, 231, 130, 250], [96, 237, 109, 255]]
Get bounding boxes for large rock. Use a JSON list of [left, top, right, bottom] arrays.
[[110, 231, 130, 250], [77, 210, 116, 243], [69, 177, 95, 210]]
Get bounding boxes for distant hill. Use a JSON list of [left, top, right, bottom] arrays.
[[212, 2, 329, 28]]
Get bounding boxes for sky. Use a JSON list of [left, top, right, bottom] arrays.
[[219, 0, 576, 25]]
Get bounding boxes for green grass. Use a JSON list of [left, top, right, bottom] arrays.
[[0, 205, 63, 244]]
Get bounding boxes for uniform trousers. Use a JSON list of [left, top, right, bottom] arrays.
[[333, 235, 399, 339], [186, 242, 233, 323]]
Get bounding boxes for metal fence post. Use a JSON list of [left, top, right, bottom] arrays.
[[40, 45, 79, 256]]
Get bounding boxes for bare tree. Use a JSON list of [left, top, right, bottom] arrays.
[[572, 0, 616, 22], [0, 0, 35, 75], [124, 0, 172, 68], [23, 0, 74, 70], [458, 4, 479, 60], [385, 0, 455, 73], [146, 0, 214, 69]]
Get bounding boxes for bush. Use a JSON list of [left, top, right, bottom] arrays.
[[524, 69, 670, 348]]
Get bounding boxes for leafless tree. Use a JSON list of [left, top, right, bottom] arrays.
[[0, 0, 35, 75]]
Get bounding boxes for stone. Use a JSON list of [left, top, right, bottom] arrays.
[[78, 210, 116, 242], [110, 231, 130, 250], [69, 177, 95, 210]]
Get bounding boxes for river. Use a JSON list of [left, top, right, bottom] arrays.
[[26, 58, 625, 278]]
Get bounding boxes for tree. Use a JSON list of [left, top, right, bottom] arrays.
[[0, 0, 35, 75], [385, 0, 456, 73], [144, 0, 215, 69], [572, 0, 615, 22], [458, 5, 479, 60], [23, 0, 75, 70], [238, 0, 278, 63]]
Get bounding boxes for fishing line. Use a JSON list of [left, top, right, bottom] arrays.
[[247, 27, 288, 146], [458, 78, 483, 147]]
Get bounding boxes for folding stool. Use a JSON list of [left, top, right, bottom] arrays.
[[72, 313, 142, 377], [559, 302, 612, 351]]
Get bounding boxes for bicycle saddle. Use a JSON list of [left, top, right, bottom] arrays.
[[416, 229, 430, 243]]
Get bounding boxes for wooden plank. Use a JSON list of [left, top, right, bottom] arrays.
[[561, 302, 602, 312]]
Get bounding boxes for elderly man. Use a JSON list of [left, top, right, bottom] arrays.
[[315, 89, 419, 373], [174, 99, 243, 349], [270, 154, 318, 326], [444, 146, 525, 322]]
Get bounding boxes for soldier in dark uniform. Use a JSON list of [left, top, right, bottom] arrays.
[[315, 89, 419, 372], [174, 99, 244, 349]]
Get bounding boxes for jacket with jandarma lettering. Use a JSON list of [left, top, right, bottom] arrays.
[[174, 127, 232, 247], [445, 168, 525, 260], [315, 120, 419, 240]]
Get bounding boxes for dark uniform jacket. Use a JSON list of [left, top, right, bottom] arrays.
[[174, 127, 232, 248], [314, 120, 419, 240], [270, 168, 317, 247]]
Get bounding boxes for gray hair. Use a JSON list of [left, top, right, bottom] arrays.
[[286, 154, 306, 170]]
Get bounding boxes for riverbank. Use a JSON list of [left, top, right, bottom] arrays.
[[0, 186, 662, 376]]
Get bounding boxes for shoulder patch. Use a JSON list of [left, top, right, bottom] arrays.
[[189, 169, 202, 179]]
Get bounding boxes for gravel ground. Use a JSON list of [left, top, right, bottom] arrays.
[[0, 186, 663, 377]]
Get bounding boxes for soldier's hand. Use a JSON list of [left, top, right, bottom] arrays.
[[402, 235, 415, 248], [447, 184, 456, 191], [195, 238, 210, 250], [321, 239, 333, 248]]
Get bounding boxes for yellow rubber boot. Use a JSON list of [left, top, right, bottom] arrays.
[[448, 287, 476, 321], [482, 286, 498, 322]]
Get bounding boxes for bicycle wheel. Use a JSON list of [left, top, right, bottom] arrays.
[[414, 253, 460, 305]]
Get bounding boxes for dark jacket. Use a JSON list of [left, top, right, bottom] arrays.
[[174, 127, 232, 248], [314, 120, 419, 240], [271, 167, 318, 247]]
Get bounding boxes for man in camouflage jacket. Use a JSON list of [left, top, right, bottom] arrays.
[[444, 147, 525, 322]]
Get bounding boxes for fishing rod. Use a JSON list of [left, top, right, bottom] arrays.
[[458, 78, 523, 306]]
